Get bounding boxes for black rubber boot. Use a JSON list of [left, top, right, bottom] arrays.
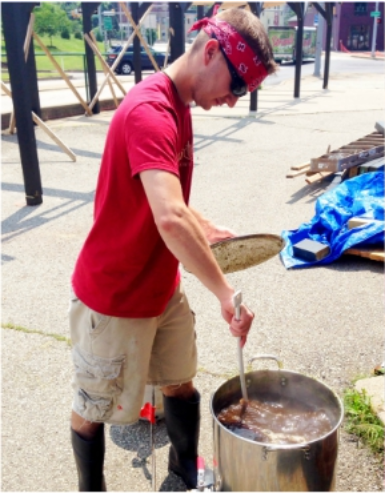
[[163, 391, 200, 490], [71, 425, 107, 491]]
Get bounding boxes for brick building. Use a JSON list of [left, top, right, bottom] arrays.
[[335, 2, 384, 51], [288, 2, 384, 52]]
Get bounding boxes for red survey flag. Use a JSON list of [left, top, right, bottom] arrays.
[[140, 402, 156, 424]]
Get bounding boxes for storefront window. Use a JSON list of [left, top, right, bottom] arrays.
[[354, 3, 367, 15], [347, 25, 370, 50]]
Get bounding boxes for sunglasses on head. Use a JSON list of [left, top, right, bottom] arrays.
[[212, 35, 248, 97]]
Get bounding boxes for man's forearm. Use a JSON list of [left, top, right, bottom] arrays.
[[157, 205, 233, 303], [190, 207, 213, 237]]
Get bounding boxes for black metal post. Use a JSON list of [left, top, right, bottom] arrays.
[[169, 2, 185, 63], [323, 3, 334, 89], [138, 2, 153, 18], [2, 2, 42, 206], [288, 2, 305, 98], [313, 2, 334, 89], [248, 2, 263, 112], [82, 2, 100, 113], [26, 23, 41, 118], [197, 5, 204, 20], [83, 54, 90, 102], [131, 2, 142, 83]]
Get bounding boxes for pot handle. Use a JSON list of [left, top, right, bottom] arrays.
[[248, 354, 283, 370]]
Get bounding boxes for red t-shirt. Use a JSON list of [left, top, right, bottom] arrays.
[[72, 72, 193, 317]]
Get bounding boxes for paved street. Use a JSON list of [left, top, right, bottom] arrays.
[[1, 51, 384, 114], [1, 52, 384, 491]]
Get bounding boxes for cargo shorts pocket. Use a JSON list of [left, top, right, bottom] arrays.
[[72, 345, 125, 422], [88, 308, 111, 336]]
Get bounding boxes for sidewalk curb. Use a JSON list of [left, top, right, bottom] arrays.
[[351, 55, 385, 61], [1, 97, 122, 131]]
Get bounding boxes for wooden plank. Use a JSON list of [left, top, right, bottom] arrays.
[[305, 171, 334, 184], [32, 32, 92, 116], [85, 33, 125, 98], [2, 81, 76, 162], [286, 166, 311, 178], [1, 80, 12, 98], [119, 2, 160, 72], [291, 161, 310, 171], [88, 32, 119, 108], [87, 5, 153, 113], [164, 28, 174, 69], [31, 112, 76, 162], [8, 110, 16, 134], [348, 166, 359, 178], [344, 248, 384, 262], [23, 13, 34, 62]]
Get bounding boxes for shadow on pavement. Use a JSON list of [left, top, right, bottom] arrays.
[[110, 420, 188, 491], [1, 182, 94, 242]]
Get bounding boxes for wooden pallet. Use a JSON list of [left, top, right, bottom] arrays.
[[343, 247, 384, 262], [286, 128, 384, 185]]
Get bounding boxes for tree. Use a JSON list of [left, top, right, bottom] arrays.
[[146, 28, 157, 46], [34, 3, 72, 47]]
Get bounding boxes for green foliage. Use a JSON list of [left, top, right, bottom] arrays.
[[344, 387, 384, 458], [61, 27, 71, 40], [146, 28, 157, 46], [92, 14, 99, 29], [2, 35, 106, 79], [71, 19, 83, 35], [34, 3, 72, 47], [94, 28, 104, 43], [60, 2, 81, 16], [74, 31, 83, 40]]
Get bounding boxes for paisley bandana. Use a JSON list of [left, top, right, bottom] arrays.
[[188, 17, 268, 92]]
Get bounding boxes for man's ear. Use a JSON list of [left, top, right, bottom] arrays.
[[204, 38, 220, 65]]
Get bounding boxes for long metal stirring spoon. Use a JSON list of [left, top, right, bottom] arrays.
[[233, 291, 248, 416]]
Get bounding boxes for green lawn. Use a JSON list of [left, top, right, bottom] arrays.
[[2, 34, 109, 81]]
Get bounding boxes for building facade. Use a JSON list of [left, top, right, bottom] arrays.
[[335, 2, 384, 52], [288, 2, 384, 52]]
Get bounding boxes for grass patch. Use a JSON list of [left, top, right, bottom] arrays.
[[1, 33, 107, 79], [344, 387, 384, 458], [2, 322, 71, 346]]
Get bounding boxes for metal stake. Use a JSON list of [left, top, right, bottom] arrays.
[[151, 386, 156, 491]]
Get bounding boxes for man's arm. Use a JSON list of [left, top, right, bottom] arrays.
[[140, 169, 254, 345], [189, 207, 237, 244]]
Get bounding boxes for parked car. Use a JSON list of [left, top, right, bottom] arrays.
[[106, 45, 166, 75]]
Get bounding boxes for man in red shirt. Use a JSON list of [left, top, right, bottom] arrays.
[[70, 8, 277, 491]]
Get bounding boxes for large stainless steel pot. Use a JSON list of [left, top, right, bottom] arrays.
[[210, 356, 344, 492]]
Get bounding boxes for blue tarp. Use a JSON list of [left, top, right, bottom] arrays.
[[280, 172, 384, 269]]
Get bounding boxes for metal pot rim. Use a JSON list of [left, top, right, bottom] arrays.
[[210, 368, 344, 449]]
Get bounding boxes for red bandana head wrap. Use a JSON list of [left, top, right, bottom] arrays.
[[188, 17, 268, 92]]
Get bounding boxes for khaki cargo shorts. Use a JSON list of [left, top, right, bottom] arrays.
[[69, 282, 197, 425]]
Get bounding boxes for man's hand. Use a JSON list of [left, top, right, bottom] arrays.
[[206, 225, 237, 245], [189, 207, 237, 244], [220, 297, 255, 348]]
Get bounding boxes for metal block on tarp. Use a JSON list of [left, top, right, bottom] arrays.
[[293, 239, 330, 261], [375, 121, 384, 136]]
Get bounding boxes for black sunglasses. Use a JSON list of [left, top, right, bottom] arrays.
[[213, 35, 248, 97]]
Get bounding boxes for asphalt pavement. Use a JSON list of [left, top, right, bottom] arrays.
[[1, 54, 384, 491]]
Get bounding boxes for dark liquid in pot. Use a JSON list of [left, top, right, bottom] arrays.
[[217, 397, 333, 444]]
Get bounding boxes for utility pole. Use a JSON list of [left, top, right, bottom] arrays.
[[313, 8, 324, 77], [371, 1, 379, 57]]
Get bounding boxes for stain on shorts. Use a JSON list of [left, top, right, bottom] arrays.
[[72, 345, 125, 422]]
